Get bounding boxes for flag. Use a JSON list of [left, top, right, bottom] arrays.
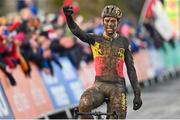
[[139, 0, 156, 22]]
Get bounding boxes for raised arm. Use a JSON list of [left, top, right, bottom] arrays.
[[124, 39, 142, 110], [63, 6, 95, 44]]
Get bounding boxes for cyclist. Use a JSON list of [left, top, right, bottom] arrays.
[[63, 5, 142, 119]]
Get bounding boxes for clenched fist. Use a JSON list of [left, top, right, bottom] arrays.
[[133, 96, 142, 110], [63, 6, 74, 16]]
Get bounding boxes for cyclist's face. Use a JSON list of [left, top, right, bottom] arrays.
[[103, 17, 118, 36]]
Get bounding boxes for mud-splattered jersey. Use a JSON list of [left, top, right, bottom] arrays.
[[90, 35, 128, 80], [66, 15, 140, 92]]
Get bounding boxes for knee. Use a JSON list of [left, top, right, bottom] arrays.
[[79, 96, 93, 112]]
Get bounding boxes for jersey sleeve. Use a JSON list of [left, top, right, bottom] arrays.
[[65, 15, 95, 45], [124, 37, 141, 96]]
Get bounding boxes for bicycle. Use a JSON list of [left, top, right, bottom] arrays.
[[73, 107, 118, 119]]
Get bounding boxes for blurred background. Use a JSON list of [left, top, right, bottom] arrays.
[[0, 0, 179, 119]]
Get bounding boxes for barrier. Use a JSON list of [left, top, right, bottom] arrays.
[[0, 64, 53, 119], [0, 83, 14, 119], [0, 66, 37, 118], [78, 62, 95, 89], [58, 57, 84, 106], [174, 41, 180, 67], [40, 57, 84, 110], [133, 50, 154, 81], [148, 48, 165, 76], [26, 63, 54, 116]]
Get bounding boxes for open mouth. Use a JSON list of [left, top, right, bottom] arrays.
[[107, 28, 113, 30], [107, 28, 113, 32]]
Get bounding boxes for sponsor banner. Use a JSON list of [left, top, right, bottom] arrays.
[[0, 84, 14, 119], [160, 42, 176, 70], [78, 62, 95, 89], [148, 48, 165, 75], [0, 66, 37, 118], [26, 63, 54, 115], [58, 57, 84, 105], [41, 67, 70, 109], [0, 64, 54, 118], [41, 57, 83, 110], [133, 50, 154, 81]]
